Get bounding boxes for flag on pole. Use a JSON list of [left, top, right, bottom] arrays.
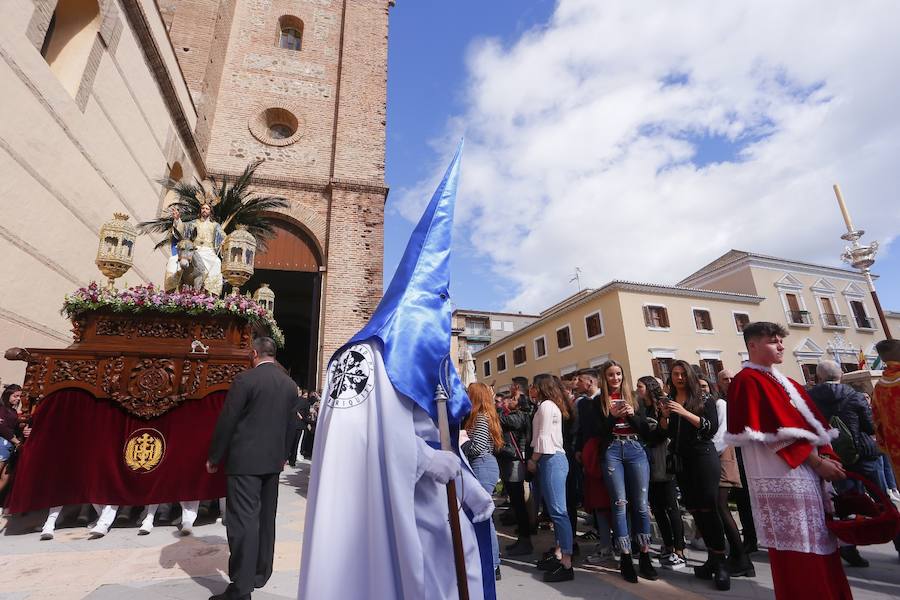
[[298, 141, 496, 600]]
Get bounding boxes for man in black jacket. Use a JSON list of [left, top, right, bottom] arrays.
[[808, 359, 879, 568], [207, 337, 297, 600]]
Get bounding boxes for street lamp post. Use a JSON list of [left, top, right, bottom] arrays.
[[832, 184, 893, 339]]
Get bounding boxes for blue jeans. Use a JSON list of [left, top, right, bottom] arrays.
[[470, 454, 500, 568], [538, 452, 572, 554], [602, 439, 652, 554], [880, 453, 898, 489]]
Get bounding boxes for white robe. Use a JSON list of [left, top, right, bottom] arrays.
[[297, 341, 489, 600]]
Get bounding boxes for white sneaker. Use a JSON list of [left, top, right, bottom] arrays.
[[39, 529, 54, 541], [660, 553, 687, 570]]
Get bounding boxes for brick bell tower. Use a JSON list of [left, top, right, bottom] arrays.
[[158, 0, 390, 388]]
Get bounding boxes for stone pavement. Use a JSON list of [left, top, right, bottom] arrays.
[[2, 462, 899, 599]]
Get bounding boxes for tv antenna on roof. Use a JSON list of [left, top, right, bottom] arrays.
[[569, 267, 583, 292]]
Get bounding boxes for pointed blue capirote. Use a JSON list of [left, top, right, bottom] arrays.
[[344, 140, 470, 423]]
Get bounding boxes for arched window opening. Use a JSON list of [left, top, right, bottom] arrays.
[[277, 16, 304, 51], [40, 0, 101, 97]]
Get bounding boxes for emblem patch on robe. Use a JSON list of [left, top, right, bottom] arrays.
[[327, 344, 374, 409], [124, 429, 166, 472]]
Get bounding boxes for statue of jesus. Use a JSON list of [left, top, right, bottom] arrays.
[[165, 200, 225, 295]]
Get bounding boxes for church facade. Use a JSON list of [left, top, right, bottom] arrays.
[[0, 0, 391, 387]]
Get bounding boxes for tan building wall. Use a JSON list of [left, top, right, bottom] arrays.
[[1, 0, 203, 384], [476, 253, 896, 390]]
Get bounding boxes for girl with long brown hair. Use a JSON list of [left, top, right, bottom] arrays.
[[595, 360, 657, 583], [659, 360, 730, 590], [463, 383, 504, 580], [527, 373, 574, 582]]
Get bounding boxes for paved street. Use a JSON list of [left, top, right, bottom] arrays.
[[2, 462, 899, 600]]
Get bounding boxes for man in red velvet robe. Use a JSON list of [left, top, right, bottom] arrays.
[[726, 322, 852, 600]]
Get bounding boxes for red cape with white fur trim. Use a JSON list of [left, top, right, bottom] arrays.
[[726, 365, 837, 447]]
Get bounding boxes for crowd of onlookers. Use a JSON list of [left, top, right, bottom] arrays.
[[460, 355, 900, 588]]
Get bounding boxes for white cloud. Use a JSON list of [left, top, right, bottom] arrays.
[[395, 0, 900, 312]]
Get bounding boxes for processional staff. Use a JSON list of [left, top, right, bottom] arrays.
[[434, 381, 470, 600]]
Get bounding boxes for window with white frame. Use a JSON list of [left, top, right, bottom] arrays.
[[775, 274, 812, 326], [817, 296, 847, 328], [584, 310, 604, 340], [560, 364, 578, 377], [496, 353, 507, 373], [556, 325, 572, 350], [733, 312, 750, 333], [849, 300, 875, 329], [643, 305, 670, 329], [490, 320, 502, 330], [533, 336, 547, 359], [512, 345, 526, 366], [692, 308, 713, 332], [503, 321, 514, 332]]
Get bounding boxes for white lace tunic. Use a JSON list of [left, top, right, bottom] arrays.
[[740, 440, 838, 555]]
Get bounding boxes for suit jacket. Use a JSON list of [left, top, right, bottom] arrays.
[[208, 361, 298, 475]]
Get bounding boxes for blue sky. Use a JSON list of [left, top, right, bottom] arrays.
[[384, 1, 900, 316]]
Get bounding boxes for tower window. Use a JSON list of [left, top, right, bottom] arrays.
[[277, 16, 304, 51]]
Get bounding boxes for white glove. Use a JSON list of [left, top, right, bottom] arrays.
[[464, 480, 495, 523], [424, 450, 461, 484]]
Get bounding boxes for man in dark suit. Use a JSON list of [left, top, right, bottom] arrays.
[[206, 336, 297, 600]]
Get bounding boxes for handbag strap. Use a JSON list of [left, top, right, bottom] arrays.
[[509, 431, 525, 461]]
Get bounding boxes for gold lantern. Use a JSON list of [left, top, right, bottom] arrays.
[[221, 225, 257, 295], [95, 213, 137, 290], [253, 283, 276, 314]]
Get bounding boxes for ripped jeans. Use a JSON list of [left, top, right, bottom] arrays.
[[602, 439, 652, 555]]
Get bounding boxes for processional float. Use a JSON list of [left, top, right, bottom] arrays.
[[5, 184, 284, 513]]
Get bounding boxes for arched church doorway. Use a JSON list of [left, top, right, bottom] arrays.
[[246, 219, 322, 391]]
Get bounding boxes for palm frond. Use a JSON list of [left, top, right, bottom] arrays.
[[139, 159, 288, 253]]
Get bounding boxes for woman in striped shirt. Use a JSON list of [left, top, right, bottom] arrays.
[[463, 383, 504, 580]]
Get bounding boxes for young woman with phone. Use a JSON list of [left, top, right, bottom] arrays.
[[595, 361, 657, 583], [659, 360, 730, 591]]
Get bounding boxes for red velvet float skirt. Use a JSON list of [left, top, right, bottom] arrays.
[[768, 548, 853, 600], [6, 389, 227, 512]]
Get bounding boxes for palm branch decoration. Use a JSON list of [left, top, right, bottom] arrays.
[[138, 160, 289, 251]]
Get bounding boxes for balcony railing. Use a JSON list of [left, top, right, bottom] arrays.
[[821, 313, 849, 327], [787, 310, 813, 325], [854, 316, 876, 329], [463, 327, 493, 339]]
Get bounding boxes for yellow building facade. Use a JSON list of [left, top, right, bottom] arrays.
[[475, 251, 898, 389]]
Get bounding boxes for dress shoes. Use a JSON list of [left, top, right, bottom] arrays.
[[840, 546, 869, 567]]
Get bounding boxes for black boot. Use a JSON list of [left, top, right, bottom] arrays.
[[620, 553, 638, 583], [713, 554, 731, 591], [693, 556, 714, 580], [638, 552, 658, 581], [728, 552, 756, 577]]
